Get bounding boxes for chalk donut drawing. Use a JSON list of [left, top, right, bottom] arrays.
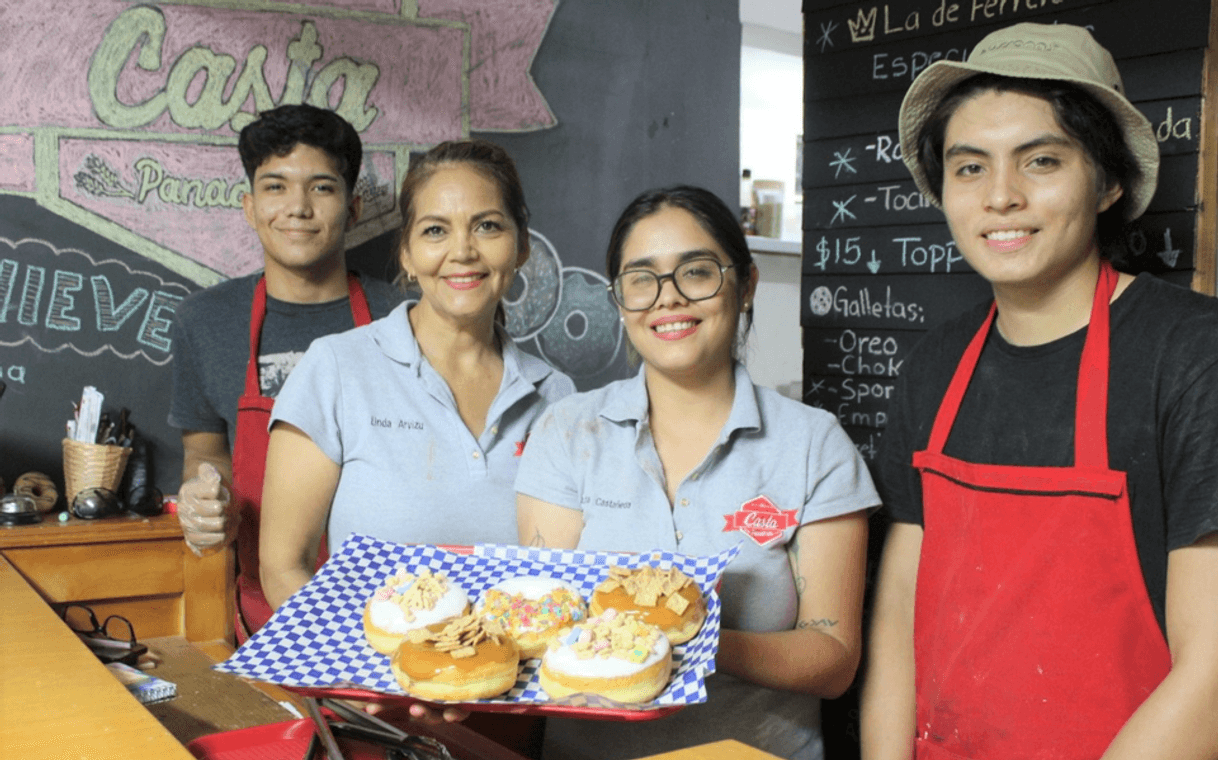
[[534, 267, 622, 379], [808, 285, 834, 317], [503, 230, 562, 340]]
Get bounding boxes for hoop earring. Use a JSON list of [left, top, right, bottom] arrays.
[[406, 272, 418, 283]]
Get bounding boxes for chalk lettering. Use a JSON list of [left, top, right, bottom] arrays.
[[841, 355, 904, 377], [884, 6, 920, 35], [48, 271, 84, 331], [873, 47, 969, 82], [89, 8, 380, 135], [812, 236, 863, 271], [841, 378, 895, 403], [877, 185, 933, 212], [137, 291, 181, 352], [1156, 107, 1194, 142], [134, 158, 247, 209], [18, 266, 45, 327], [828, 285, 926, 324], [932, 0, 962, 26], [971, 0, 1064, 23], [895, 237, 963, 273], [869, 134, 902, 164], [1, 366, 27, 384], [839, 329, 899, 358], [91, 277, 149, 332]]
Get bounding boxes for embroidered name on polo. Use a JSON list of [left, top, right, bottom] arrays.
[[594, 498, 632, 509], [723, 495, 798, 547], [369, 416, 423, 430]]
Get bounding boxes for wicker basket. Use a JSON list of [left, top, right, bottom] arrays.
[[62, 438, 130, 502]]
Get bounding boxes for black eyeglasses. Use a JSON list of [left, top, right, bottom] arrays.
[[608, 258, 737, 312], [59, 603, 147, 666]]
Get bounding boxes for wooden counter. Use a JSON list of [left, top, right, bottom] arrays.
[[638, 740, 783, 759], [0, 512, 233, 643], [0, 554, 195, 759]]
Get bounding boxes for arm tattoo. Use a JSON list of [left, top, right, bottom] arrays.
[[797, 618, 839, 630], [787, 541, 808, 596], [528, 528, 547, 548]]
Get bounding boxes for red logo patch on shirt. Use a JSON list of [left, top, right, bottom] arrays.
[[514, 437, 528, 457], [722, 495, 798, 547]]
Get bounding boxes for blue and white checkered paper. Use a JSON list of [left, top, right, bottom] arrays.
[[216, 534, 740, 711]]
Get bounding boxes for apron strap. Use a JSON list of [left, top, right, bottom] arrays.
[[242, 277, 269, 398], [1075, 260, 1117, 469], [346, 271, 373, 327], [925, 303, 996, 455], [924, 260, 1117, 465]]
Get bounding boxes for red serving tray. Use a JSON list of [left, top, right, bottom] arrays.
[[282, 684, 682, 722]]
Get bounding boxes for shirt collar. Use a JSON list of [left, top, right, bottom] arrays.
[[374, 302, 556, 388], [600, 362, 762, 439]]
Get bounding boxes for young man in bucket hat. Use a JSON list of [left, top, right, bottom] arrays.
[[861, 23, 1218, 760]]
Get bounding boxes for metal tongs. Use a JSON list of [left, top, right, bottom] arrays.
[[301, 697, 457, 760]]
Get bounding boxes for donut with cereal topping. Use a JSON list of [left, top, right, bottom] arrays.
[[589, 565, 706, 645], [538, 608, 673, 703], [475, 576, 588, 659], [391, 613, 520, 701], [363, 567, 470, 654]]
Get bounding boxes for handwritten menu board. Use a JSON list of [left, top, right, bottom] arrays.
[[801, 0, 1212, 463]]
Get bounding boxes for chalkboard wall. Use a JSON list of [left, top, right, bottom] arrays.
[[0, 0, 740, 501], [801, 0, 1213, 466]]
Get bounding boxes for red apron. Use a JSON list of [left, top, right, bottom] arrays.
[[911, 261, 1171, 760], [232, 273, 372, 642]]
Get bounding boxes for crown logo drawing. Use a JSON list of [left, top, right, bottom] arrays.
[[847, 7, 877, 43]]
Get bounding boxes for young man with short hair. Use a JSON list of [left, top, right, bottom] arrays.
[[862, 23, 1218, 760], [169, 104, 402, 639]]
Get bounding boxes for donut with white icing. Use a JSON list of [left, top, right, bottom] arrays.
[[590, 565, 706, 645], [363, 567, 470, 654], [538, 608, 673, 704], [391, 613, 520, 701], [476, 576, 587, 659]]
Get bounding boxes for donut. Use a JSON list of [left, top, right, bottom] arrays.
[[13, 472, 58, 513], [363, 568, 470, 654], [538, 608, 673, 704], [590, 565, 706, 645], [476, 576, 587, 659], [390, 613, 520, 701]]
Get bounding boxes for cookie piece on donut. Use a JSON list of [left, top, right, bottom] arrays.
[[364, 567, 470, 654], [590, 565, 706, 645], [476, 576, 587, 659], [391, 613, 520, 701], [539, 608, 673, 704]]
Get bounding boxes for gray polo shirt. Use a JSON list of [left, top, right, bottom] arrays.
[[517, 362, 877, 760], [271, 303, 574, 552], [515, 362, 879, 633]]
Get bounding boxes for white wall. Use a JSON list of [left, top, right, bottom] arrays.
[[743, 249, 804, 399], [739, 4, 804, 399]]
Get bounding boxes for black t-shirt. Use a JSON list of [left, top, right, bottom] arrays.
[[878, 273, 1218, 632], [168, 271, 404, 448]]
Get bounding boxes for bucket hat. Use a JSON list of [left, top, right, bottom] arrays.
[[898, 22, 1158, 220]]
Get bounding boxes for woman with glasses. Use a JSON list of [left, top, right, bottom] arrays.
[[516, 185, 878, 760]]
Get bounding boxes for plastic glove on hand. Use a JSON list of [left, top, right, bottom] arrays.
[[177, 463, 236, 557]]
